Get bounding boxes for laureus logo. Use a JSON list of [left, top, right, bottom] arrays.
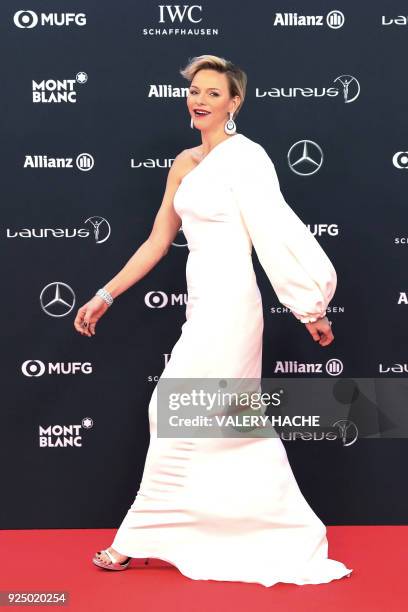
[[6, 216, 111, 243], [333, 75, 360, 103], [84, 216, 111, 243], [332, 419, 359, 446], [257, 74, 360, 103]]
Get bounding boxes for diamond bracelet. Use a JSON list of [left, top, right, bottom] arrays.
[[95, 287, 114, 306]]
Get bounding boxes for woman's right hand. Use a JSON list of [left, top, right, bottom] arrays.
[[74, 295, 110, 337], [304, 316, 334, 347]]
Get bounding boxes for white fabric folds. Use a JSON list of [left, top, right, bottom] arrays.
[[229, 141, 337, 323]]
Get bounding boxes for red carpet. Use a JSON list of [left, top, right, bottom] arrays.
[[0, 526, 406, 611]]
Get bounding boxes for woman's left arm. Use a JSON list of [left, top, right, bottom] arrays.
[[230, 143, 337, 329]]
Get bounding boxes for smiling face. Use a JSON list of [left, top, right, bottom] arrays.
[[187, 69, 240, 133]]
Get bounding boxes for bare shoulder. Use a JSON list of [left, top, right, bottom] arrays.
[[170, 146, 203, 182], [184, 144, 204, 163]]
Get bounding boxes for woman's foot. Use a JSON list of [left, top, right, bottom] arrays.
[[95, 547, 129, 566]]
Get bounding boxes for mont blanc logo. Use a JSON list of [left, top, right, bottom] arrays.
[[23, 152, 94, 171], [22, 360, 92, 376], [32, 72, 87, 103], [332, 419, 359, 446], [6, 216, 111, 243], [82, 417, 94, 429], [39, 419, 93, 448], [158, 5, 203, 24], [274, 10, 345, 29], [40, 282, 75, 317], [392, 152, 408, 169], [172, 227, 188, 247], [256, 74, 360, 103], [144, 291, 187, 308], [288, 140, 324, 176], [14, 10, 86, 28]]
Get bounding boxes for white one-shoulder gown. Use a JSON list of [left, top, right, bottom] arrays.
[[111, 133, 353, 586]]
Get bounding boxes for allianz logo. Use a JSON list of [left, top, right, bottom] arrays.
[[23, 153, 94, 171], [273, 11, 344, 28], [398, 292, 408, 304], [274, 359, 344, 376]]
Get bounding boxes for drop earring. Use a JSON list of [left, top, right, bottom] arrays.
[[224, 111, 236, 135], [190, 117, 194, 129]]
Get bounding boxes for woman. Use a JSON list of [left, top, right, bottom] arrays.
[[74, 54, 353, 586]]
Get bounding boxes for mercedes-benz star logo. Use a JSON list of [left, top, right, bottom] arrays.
[[288, 140, 324, 176], [40, 282, 76, 317]]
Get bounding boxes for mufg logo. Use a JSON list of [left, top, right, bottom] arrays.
[[14, 11, 87, 28], [144, 291, 187, 308]]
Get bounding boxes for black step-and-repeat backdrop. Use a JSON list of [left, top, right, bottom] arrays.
[[1, 1, 407, 529]]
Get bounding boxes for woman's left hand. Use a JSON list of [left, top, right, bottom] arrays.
[[304, 316, 334, 347]]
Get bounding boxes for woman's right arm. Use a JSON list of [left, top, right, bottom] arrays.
[[74, 151, 187, 336], [103, 152, 186, 299], [230, 143, 337, 324]]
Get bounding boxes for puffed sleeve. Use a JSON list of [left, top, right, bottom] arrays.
[[230, 143, 337, 323]]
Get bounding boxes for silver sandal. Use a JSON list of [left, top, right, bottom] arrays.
[[92, 548, 131, 571]]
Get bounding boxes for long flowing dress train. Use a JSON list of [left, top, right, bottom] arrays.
[[111, 133, 353, 587]]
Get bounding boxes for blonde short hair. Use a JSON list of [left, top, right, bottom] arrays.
[[179, 54, 247, 118]]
